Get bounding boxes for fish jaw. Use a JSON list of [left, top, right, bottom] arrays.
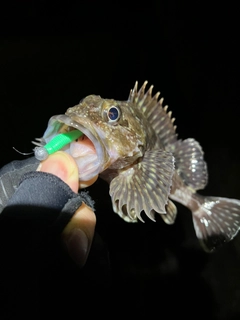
[[41, 114, 112, 182]]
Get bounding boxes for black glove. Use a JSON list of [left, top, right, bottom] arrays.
[[0, 156, 94, 230], [0, 157, 98, 318], [0, 156, 94, 218], [0, 156, 40, 212], [0, 156, 95, 264], [0, 157, 112, 319]]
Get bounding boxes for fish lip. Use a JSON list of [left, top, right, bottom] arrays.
[[42, 114, 110, 178]]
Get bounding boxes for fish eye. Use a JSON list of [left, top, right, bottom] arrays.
[[106, 105, 121, 123]]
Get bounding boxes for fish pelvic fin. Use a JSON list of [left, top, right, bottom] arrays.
[[109, 149, 175, 222], [128, 81, 178, 147], [191, 194, 240, 252], [160, 200, 177, 225]]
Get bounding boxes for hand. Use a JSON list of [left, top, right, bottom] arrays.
[[0, 152, 100, 318], [37, 151, 97, 267]]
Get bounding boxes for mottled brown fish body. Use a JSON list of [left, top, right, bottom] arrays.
[[36, 81, 240, 252]]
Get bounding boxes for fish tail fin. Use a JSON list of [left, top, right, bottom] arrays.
[[191, 194, 240, 252]]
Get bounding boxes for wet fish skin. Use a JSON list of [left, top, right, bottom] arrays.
[[39, 81, 240, 252]]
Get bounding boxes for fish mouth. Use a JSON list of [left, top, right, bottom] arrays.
[[40, 114, 110, 182]]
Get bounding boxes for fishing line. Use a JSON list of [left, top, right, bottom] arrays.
[[12, 147, 34, 156]]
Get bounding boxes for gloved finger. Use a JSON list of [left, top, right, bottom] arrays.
[[37, 151, 97, 267]]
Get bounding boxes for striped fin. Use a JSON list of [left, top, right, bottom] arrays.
[[128, 81, 178, 147], [167, 138, 208, 190], [109, 149, 174, 222], [192, 194, 240, 252], [161, 200, 178, 225]]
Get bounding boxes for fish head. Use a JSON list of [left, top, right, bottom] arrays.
[[40, 94, 148, 182]]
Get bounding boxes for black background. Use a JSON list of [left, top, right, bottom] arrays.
[[0, 2, 240, 319]]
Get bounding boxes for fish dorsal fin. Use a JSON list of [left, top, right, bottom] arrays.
[[128, 81, 178, 147], [168, 138, 208, 190]]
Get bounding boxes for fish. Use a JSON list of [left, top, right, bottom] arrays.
[[34, 81, 240, 252]]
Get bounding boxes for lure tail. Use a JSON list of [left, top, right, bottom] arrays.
[[191, 193, 240, 252]]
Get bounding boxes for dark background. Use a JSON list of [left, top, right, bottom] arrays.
[[0, 2, 240, 319]]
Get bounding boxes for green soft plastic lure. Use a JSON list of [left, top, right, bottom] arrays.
[[34, 130, 83, 161]]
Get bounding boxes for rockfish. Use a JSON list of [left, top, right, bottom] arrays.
[[34, 81, 240, 252]]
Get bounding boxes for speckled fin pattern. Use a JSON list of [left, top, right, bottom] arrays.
[[192, 195, 240, 252], [128, 81, 178, 147], [161, 199, 177, 224], [168, 138, 208, 190], [109, 149, 174, 222]]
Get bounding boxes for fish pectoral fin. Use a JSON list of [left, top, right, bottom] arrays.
[[160, 200, 177, 225], [192, 195, 240, 252], [167, 138, 208, 191], [109, 149, 175, 222]]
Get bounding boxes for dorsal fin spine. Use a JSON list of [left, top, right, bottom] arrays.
[[128, 80, 178, 147]]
